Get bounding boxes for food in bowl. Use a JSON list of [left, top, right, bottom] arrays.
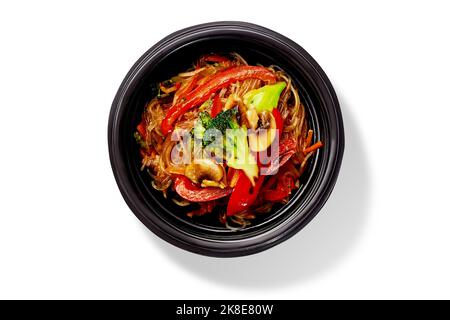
[[134, 53, 323, 229]]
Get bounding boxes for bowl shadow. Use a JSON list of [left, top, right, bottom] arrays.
[[145, 93, 371, 288]]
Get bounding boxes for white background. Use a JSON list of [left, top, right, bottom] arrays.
[[1, 0, 449, 299]]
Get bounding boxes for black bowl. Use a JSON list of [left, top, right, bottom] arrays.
[[108, 21, 344, 257]]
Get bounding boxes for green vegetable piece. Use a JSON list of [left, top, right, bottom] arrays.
[[243, 82, 286, 112], [205, 109, 238, 132], [226, 126, 258, 185]]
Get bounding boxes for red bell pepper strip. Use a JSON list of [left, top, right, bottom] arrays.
[[196, 54, 230, 68], [256, 108, 284, 167], [262, 188, 289, 202], [261, 166, 296, 202], [226, 171, 265, 216], [278, 137, 297, 155], [173, 75, 198, 105], [210, 94, 223, 118], [226, 167, 236, 182], [272, 108, 283, 134], [161, 66, 277, 135], [174, 176, 232, 202], [262, 137, 297, 176], [202, 54, 229, 63], [137, 121, 147, 140]]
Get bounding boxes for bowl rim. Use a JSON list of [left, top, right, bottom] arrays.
[[108, 21, 345, 257]]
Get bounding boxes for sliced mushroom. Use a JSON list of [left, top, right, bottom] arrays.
[[246, 107, 259, 130], [185, 158, 224, 185], [248, 111, 277, 152], [201, 179, 226, 189]]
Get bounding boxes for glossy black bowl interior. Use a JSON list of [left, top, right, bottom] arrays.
[[108, 22, 344, 257]]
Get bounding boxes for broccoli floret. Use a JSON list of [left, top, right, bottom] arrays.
[[192, 108, 240, 149], [199, 111, 213, 129], [197, 108, 239, 146], [201, 108, 238, 133]]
